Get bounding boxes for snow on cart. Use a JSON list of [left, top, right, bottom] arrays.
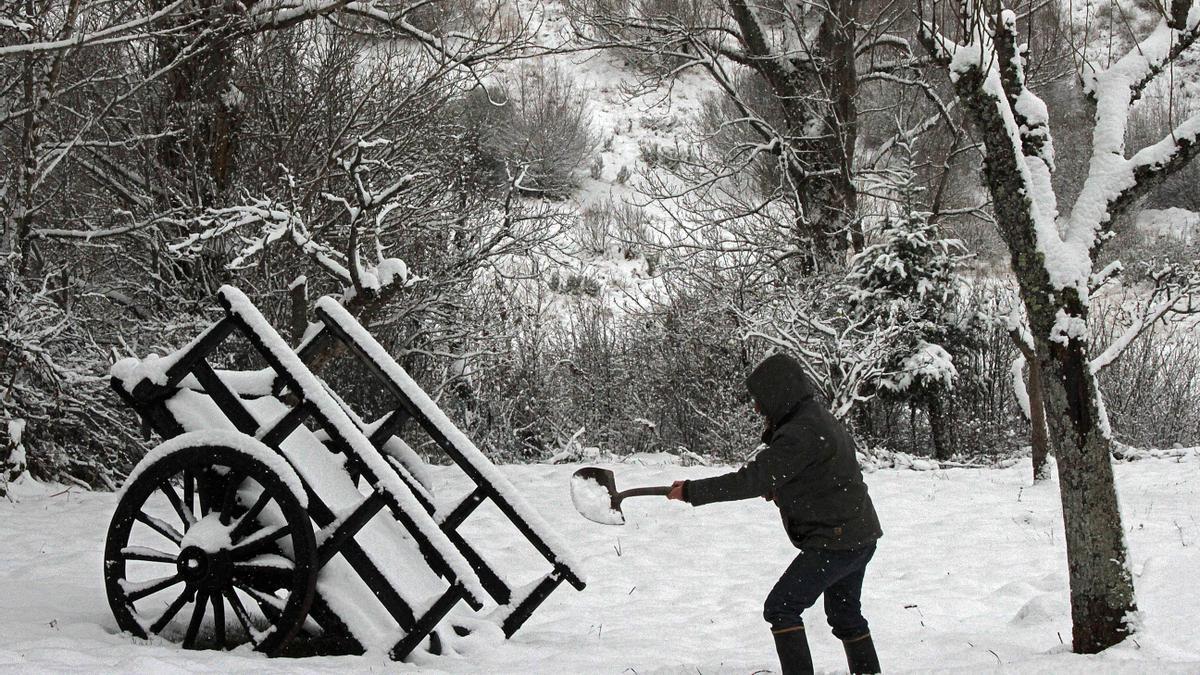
[[105, 285, 585, 660]]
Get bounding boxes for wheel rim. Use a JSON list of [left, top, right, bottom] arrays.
[[104, 445, 317, 654]]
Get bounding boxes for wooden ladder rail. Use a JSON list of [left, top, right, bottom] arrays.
[[217, 302, 485, 644], [304, 304, 585, 636]]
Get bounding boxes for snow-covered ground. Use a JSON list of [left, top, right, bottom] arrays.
[[2, 455, 1198, 674]]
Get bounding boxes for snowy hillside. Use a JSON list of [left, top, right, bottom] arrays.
[[2, 456, 1198, 673]]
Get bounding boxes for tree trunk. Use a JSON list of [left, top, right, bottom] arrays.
[[727, 0, 860, 257], [1014, 335, 1053, 482], [10, 50, 41, 271], [1027, 357, 1052, 482], [945, 59, 1138, 654], [921, 4, 1150, 652], [927, 393, 954, 461], [155, 3, 239, 205], [816, 0, 861, 252], [289, 277, 308, 343], [1032, 310, 1136, 653]]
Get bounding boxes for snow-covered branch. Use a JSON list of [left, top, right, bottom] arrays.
[[0, 0, 188, 56], [250, 0, 527, 67], [1091, 263, 1200, 374], [1071, 0, 1200, 256], [919, 8, 1084, 292]]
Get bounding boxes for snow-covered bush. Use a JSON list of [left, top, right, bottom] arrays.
[[637, 139, 694, 171], [0, 271, 149, 489], [442, 284, 759, 464], [467, 62, 598, 198], [1091, 289, 1200, 448], [857, 283, 1027, 461], [574, 199, 654, 262]]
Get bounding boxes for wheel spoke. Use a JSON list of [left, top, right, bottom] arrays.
[[236, 584, 285, 622], [123, 573, 183, 603], [230, 524, 291, 560], [211, 593, 226, 649], [135, 511, 183, 545], [196, 470, 213, 516], [218, 473, 243, 526], [182, 590, 207, 649], [224, 589, 257, 644], [121, 545, 177, 564], [160, 482, 197, 530], [229, 491, 271, 543], [149, 588, 192, 634], [232, 559, 294, 591], [183, 470, 195, 517]]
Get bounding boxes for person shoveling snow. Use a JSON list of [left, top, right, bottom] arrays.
[[667, 353, 883, 675]]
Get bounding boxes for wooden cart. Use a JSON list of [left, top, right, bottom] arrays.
[[105, 286, 585, 659]]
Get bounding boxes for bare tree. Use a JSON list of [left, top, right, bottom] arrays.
[[566, 0, 928, 258], [919, 0, 1200, 652]]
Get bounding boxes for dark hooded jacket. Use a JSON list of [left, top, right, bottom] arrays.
[[683, 353, 882, 550]]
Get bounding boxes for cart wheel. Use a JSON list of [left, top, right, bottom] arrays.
[[104, 441, 317, 655]]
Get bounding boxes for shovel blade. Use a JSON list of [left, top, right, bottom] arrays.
[[570, 467, 626, 525]]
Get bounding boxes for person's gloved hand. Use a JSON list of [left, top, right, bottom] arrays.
[[667, 480, 686, 501]]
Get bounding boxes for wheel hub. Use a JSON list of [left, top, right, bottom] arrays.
[[177, 514, 236, 588], [177, 546, 211, 583]]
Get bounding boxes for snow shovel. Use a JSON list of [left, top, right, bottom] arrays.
[[570, 467, 672, 525]]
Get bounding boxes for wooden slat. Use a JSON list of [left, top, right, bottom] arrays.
[[440, 487, 487, 530], [389, 585, 465, 661], [259, 403, 311, 448], [316, 493, 387, 568], [192, 358, 259, 435], [368, 408, 409, 446], [129, 318, 236, 402], [305, 492, 418, 631], [501, 571, 564, 638], [443, 527, 511, 606]]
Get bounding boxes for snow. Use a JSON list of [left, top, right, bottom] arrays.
[[110, 319, 232, 389], [1135, 208, 1200, 244], [120, 430, 307, 509], [178, 368, 277, 398], [1050, 309, 1090, 347], [2, 457, 1199, 672], [0, 16, 34, 32], [887, 342, 957, 392], [178, 514, 234, 553], [314, 296, 584, 579], [5, 418, 27, 474], [1011, 355, 1032, 420], [569, 475, 623, 525]]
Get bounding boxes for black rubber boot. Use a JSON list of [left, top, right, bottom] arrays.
[[843, 632, 881, 674], [771, 626, 814, 675]]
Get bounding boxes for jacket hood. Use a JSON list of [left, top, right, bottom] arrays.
[[747, 353, 816, 425]]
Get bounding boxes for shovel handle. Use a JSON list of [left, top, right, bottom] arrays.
[[617, 486, 673, 499]]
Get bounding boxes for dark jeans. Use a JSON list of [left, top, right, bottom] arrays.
[[763, 543, 876, 640]]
